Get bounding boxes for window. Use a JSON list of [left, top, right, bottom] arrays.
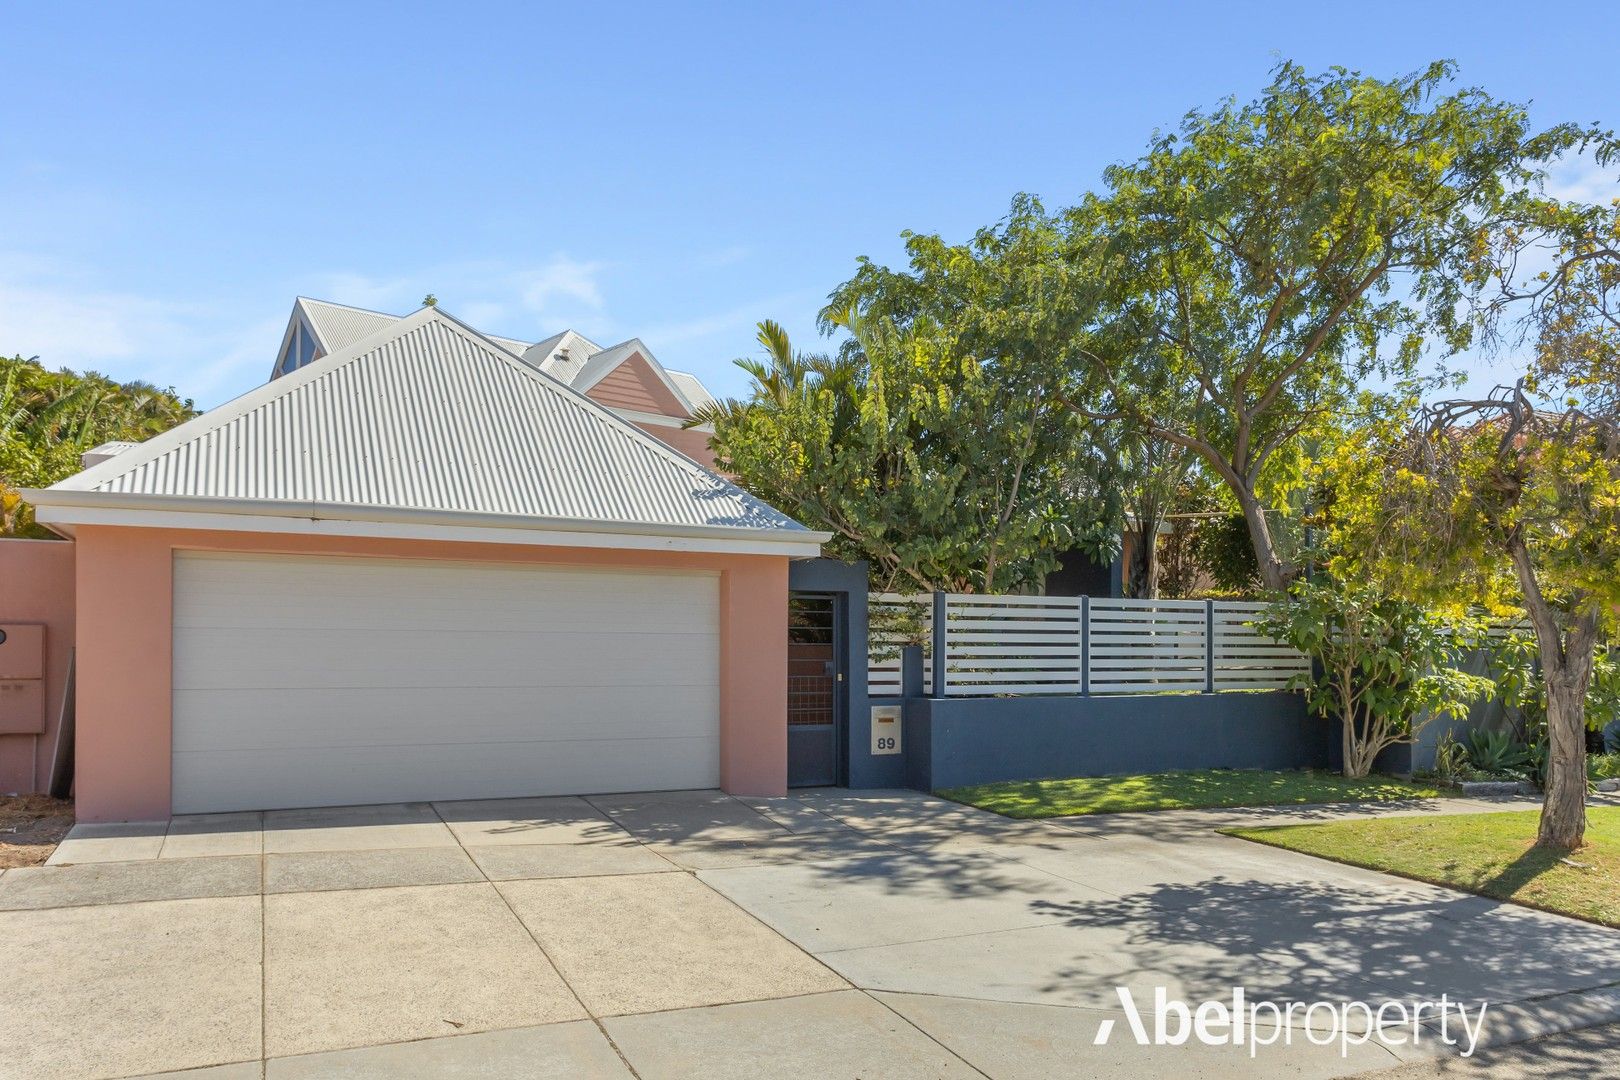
[[275, 321, 323, 377]]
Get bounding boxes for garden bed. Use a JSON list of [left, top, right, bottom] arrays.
[[0, 795, 74, 869], [1226, 807, 1620, 929], [938, 769, 1443, 818]]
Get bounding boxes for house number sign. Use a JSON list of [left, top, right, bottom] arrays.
[[869, 705, 902, 755]]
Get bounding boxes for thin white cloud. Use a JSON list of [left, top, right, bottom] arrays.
[[0, 264, 287, 407], [1545, 154, 1620, 204], [642, 290, 821, 348], [304, 272, 417, 313], [518, 255, 606, 318]]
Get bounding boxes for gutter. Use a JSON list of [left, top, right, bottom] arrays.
[[19, 489, 834, 548]]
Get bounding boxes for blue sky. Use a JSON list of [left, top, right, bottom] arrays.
[[3, 1, 1617, 407]]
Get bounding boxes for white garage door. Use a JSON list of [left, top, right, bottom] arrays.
[[171, 552, 720, 814]]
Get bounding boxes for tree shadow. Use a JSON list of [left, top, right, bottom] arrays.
[[1025, 874, 1620, 1008]]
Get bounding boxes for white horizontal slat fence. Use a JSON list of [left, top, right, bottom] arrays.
[[1086, 597, 1211, 695], [868, 592, 1310, 698], [941, 593, 1085, 696], [1209, 600, 1313, 692]]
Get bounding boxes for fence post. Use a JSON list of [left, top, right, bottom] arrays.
[[1204, 599, 1216, 693], [931, 591, 949, 698], [1079, 594, 1090, 696], [899, 645, 925, 699]]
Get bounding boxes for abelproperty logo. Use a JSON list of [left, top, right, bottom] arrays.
[[1094, 987, 1490, 1058]]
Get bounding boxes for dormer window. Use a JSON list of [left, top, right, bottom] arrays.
[[276, 321, 324, 377]]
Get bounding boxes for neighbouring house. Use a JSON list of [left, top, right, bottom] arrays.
[[19, 305, 833, 821], [273, 297, 722, 467]]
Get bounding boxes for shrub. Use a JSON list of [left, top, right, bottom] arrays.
[[1464, 729, 1530, 774], [1260, 579, 1494, 778]]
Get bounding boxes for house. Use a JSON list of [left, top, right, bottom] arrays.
[[20, 305, 831, 821], [273, 297, 721, 467]]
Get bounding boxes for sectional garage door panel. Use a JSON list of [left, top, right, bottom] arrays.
[[171, 552, 721, 814]]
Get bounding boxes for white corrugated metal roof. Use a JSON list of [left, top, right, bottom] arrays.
[[666, 370, 716, 410], [299, 298, 534, 358], [526, 329, 606, 384], [292, 298, 716, 408], [297, 298, 404, 355], [41, 308, 809, 539]]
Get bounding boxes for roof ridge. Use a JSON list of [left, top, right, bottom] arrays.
[[296, 296, 405, 320]]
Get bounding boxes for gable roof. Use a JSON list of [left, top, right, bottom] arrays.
[[297, 297, 532, 358], [525, 329, 607, 383], [572, 339, 696, 415], [666, 370, 716, 411], [30, 307, 822, 553], [287, 299, 713, 413], [296, 298, 403, 355]]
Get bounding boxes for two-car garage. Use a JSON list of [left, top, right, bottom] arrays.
[[170, 552, 722, 814], [28, 307, 825, 821]]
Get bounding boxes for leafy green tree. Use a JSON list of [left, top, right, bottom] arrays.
[[701, 310, 1117, 593], [1488, 631, 1620, 749], [1065, 60, 1583, 591], [700, 196, 1121, 592], [1366, 183, 1620, 849], [1382, 384, 1617, 848], [1111, 434, 1196, 598], [1192, 513, 1261, 594], [0, 354, 196, 536]]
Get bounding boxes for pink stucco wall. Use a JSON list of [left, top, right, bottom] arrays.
[[0, 539, 75, 795], [72, 525, 790, 822], [632, 422, 718, 469]]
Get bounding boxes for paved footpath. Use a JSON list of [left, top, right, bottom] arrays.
[[1363, 1019, 1620, 1078], [2, 790, 1616, 1078]]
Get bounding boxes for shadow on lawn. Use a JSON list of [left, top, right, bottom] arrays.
[[1479, 845, 1580, 899]]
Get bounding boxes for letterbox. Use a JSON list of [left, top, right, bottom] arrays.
[[0, 624, 46, 735], [870, 704, 902, 756]]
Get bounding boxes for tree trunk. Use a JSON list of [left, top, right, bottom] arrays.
[[1509, 539, 1598, 851], [1235, 487, 1290, 593], [1538, 669, 1592, 850], [1126, 512, 1160, 599]]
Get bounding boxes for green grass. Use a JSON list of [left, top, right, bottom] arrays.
[[938, 769, 1443, 818], [1227, 807, 1620, 929]]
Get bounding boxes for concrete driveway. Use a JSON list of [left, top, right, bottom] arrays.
[[3, 790, 1619, 1079]]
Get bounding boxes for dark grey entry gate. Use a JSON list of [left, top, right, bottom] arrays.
[[787, 593, 841, 787]]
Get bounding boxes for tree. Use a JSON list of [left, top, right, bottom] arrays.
[[1192, 512, 1261, 594], [1261, 577, 1492, 777], [1065, 61, 1582, 591], [1369, 181, 1620, 849], [1, 355, 197, 536], [701, 311, 1118, 593], [706, 194, 1121, 593], [1110, 433, 1195, 598], [1380, 382, 1618, 848]]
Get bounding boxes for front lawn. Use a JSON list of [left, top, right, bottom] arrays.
[[939, 769, 1442, 818], [1227, 807, 1620, 929]]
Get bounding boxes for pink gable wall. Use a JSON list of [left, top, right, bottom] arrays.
[[72, 525, 789, 821], [587, 353, 690, 416], [0, 539, 75, 795]]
